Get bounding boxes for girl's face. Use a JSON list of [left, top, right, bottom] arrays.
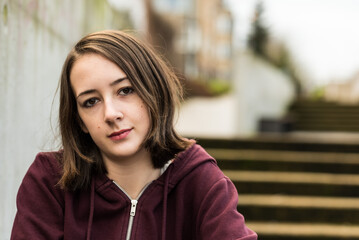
[[70, 53, 151, 164]]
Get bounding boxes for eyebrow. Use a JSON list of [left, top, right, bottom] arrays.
[[76, 77, 128, 99]]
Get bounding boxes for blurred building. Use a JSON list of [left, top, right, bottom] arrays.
[[197, 0, 233, 80], [150, 0, 233, 81], [324, 72, 359, 104]]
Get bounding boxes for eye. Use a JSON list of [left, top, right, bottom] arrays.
[[83, 98, 99, 108], [118, 87, 134, 96]]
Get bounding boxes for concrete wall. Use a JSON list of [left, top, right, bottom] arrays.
[[234, 50, 295, 135], [0, 0, 125, 238]]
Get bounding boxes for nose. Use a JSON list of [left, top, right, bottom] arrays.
[[103, 99, 123, 123]]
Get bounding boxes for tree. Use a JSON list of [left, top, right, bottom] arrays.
[[247, 1, 269, 57], [247, 1, 303, 96]]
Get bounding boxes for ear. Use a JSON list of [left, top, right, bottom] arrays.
[[77, 115, 89, 133]]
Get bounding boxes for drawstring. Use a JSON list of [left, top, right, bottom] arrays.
[[161, 166, 171, 240], [86, 179, 95, 240]]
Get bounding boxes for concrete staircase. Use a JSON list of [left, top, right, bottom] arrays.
[[197, 136, 359, 240], [289, 100, 359, 132]]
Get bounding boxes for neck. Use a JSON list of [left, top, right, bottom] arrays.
[[103, 149, 160, 199]]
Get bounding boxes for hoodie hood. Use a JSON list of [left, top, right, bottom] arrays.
[[164, 142, 216, 188]]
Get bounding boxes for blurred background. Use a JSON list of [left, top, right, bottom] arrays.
[[1, 0, 359, 239]]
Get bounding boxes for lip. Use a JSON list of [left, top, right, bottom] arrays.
[[108, 128, 132, 141]]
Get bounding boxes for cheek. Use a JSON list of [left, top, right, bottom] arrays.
[[139, 104, 150, 119], [78, 113, 101, 134], [135, 104, 151, 128]]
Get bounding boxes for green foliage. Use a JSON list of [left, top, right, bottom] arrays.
[[311, 87, 325, 100], [208, 79, 232, 96]]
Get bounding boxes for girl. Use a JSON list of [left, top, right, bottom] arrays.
[[11, 30, 257, 240]]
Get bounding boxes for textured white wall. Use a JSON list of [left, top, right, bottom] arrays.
[[234, 50, 295, 135], [0, 0, 122, 238]]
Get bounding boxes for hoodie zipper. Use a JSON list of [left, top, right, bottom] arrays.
[[113, 181, 150, 240]]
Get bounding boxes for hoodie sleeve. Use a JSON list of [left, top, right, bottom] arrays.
[[197, 176, 257, 240], [11, 152, 64, 240]]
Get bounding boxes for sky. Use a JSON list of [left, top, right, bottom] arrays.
[[226, 0, 359, 86]]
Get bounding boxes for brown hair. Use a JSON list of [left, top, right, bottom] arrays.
[[58, 30, 191, 191]]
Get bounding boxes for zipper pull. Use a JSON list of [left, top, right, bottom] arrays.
[[130, 200, 138, 217]]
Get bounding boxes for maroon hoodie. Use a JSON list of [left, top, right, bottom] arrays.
[[11, 143, 257, 240]]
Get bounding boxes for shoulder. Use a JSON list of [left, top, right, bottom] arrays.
[[30, 151, 63, 176], [12, 152, 66, 239], [172, 143, 228, 191], [34, 151, 62, 168], [22, 151, 63, 190]]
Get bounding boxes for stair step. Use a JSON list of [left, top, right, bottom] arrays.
[[226, 171, 359, 196], [247, 222, 359, 239], [198, 137, 359, 153], [237, 195, 359, 223], [291, 107, 359, 111], [293, 125, 359, 132], [219, 161, 359, 175], [294, 121, 359, 126], [291, 109, 359, 113], [293, 116, 359, 121], [208, 149, 359, 164], [238, 194, 359, 209], [224, 171, 359, 185], [211, 148, 359, 173], [293, 113, 359, 118], [290, 100, 359, 108], [234, 181, 359, 197]]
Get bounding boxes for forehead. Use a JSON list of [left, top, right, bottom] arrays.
[[71, 53, 123, 77], [70, 54, 127, 92]]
